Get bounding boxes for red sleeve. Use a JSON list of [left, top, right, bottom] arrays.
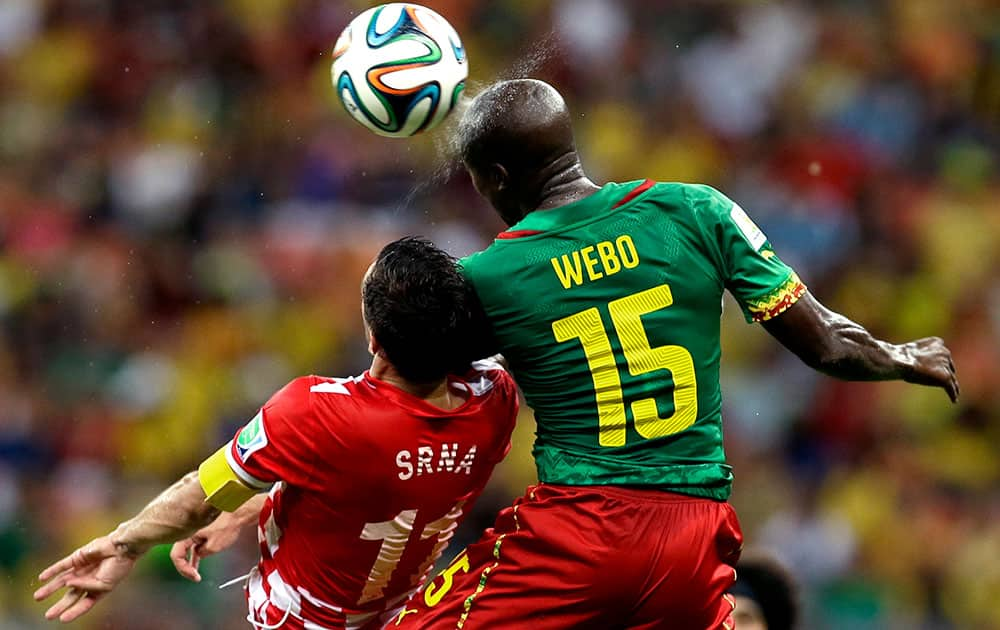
[[225, 376, 320, 490]]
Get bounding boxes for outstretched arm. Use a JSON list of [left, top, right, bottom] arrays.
[[762, 292, 959, 402], [33, 471, 226, 622], [112, 471, 221, 556]]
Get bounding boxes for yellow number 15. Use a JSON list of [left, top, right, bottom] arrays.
[[552, 284, 698, 447]]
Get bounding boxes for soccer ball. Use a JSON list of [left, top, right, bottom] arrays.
[[331, 3, 467, 138]]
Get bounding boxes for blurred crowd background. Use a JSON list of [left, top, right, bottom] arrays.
[[0, 0, 997, 628]]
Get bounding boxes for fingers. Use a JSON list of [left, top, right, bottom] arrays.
[[934, 359, 959, 403], [170, 539, 202, 582], [944, 376, 959, 403], [200, 535, 230, 557], [36, 538, 116, 602], [38, 554, 77, 583], [39, 538, 114, 582], [939, 345, 959, 404], [44, 587, 86, 621], [44, 585, 104, 622], [909, 338, 960, 404], [58, 589, 102, 623], [33, 570, 72, 601], [65, 575, 116, 593]]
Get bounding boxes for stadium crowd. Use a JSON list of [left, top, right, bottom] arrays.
[[0, 0, 997, 628]]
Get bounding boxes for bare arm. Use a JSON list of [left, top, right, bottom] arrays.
[[34, 471, 222, 622], [762, 292, 959, 402], [112, 471, 221, 556], [219, 492, 266, 528]]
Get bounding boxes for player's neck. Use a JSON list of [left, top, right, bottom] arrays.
[[532, 154, 600, 212], [369, 356, 464, 410]]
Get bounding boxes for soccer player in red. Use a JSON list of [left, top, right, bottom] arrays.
[[394, 80, 959, 629], [33, 237, 519, 629]]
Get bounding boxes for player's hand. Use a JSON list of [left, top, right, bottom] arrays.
[[33, 535, 138, 622], [169, 516, 243, 582], [901, 337, 960, 403]]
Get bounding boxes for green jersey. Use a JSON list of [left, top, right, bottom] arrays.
[[461, 181, 806, 500]]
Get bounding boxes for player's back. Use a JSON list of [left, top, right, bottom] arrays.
[[462, 180, 803, 500], [226, 361, 518, 628]]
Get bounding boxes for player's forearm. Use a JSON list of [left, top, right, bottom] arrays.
[[766, 292, 959, 399], [810, 313, 914, 381], [109, 471, 221, 558], [228, 493, 266, 528], [764, 293, 913, 381]]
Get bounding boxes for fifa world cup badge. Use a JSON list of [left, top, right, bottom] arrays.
[[236, 410, 269, 462], [730, 204, 768, 252]]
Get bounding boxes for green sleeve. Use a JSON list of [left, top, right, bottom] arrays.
[[687, 184, 807, 323], [458, 251, 481, 280]]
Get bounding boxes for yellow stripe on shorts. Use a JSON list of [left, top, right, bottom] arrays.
[[455, 493, 529, 629]]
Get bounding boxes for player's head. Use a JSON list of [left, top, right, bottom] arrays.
[[362, 237, 489, 384], [730, 554, 800, 630], [458, 78, 579, 226]]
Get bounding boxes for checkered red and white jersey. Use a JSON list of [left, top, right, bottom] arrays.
[[224, 360, 518, 629]]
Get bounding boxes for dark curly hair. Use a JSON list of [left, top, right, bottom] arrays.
[[362, 237, 495, 384], [732, 553, 800, 630]]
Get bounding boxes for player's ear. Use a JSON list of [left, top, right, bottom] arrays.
[[368, 331, 380, 356], [490, 163, 509, 191]]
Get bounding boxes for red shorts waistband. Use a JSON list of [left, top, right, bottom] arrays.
[[533, 483, 724, 504]]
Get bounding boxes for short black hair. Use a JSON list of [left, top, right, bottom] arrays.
[[733, 554, 800, 630], [362, 237, 494, 384]]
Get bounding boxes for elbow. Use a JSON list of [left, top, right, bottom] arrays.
[[183, 470, 220, 525]]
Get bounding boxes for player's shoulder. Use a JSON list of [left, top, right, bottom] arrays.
[[459, 244, 498, 278], [680, 182, 737, 215], [642, 182, 745, 236], [645, 181, 733, 211], [266, 374, 366, 417], [265, 375, 315, 411], [459, 247, 509, 293]]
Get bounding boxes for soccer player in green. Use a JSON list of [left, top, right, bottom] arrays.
[[395, 79, 959, 630]]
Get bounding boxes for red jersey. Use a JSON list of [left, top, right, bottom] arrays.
[[223, 360, 518, 629]]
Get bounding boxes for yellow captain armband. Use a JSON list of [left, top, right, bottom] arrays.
[[198, 447, 258, 512]]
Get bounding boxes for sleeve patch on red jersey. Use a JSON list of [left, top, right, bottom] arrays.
[[235, 409, 269, 463]]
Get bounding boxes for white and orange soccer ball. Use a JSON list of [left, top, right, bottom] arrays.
[[331, 3, 467, 137]]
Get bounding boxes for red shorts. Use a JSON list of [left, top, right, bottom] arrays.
[[392, 483, 743, 630], [244, 566, 402, 630]]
